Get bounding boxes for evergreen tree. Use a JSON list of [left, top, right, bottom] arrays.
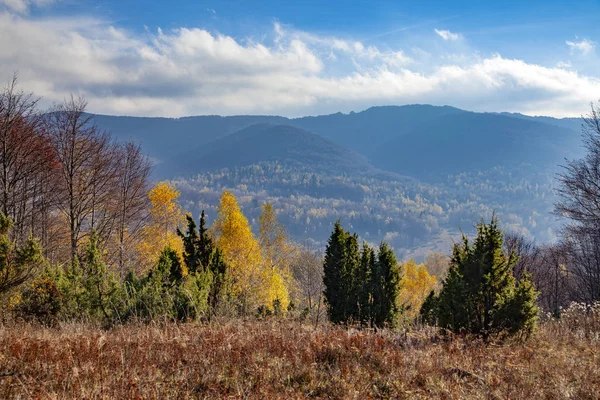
[[357, 243, 375, 325], [177, 211, 215, 275], [208, 248, 228, 318], [0, 212, 43, 295], [73, 232, 122, 323], [323, 220, 348, 324], [198, 210, 214, 270], [154, 247, 187, 286], [372, 242, 402, 327], [177, 215, 201, 274], [343, 232, 361, 322], [177, 211, 228, 318], [424, 217, 539, 337], [419, 290, 438, 325], [323, 221, 402, 327]]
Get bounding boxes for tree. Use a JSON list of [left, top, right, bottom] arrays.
[[323, 220, 402, 327], [137, 181, 184, 268], [372, 242, 402, 327], [258, 202, 295, 310], [357, 243, 375, 323], [79, 232, 122, 322], [555, 102, 600, 303], [212, 191, 265, 313], [323, 220, 350, 324], [112, 141, 151, 272], [425, 217, 539, 337], [556, 102, 600, 230], [399, 260, 437, 320], [291, 242, 324, 322], [0, 74, 57, 245], [46, 96, 117, 266], [424, 252, 449, 283], [504, 232, 540, 281], [0, 212, 44, 296]]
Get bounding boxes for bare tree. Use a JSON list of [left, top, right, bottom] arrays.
[[554, 102, 600, 304], [555, 102, 600, 229], [46, 96, 117, 266], [537, 243, 571, 315], [112, 141, 151, 272], [0, 74, 58, 244], [504, 232, 541, 280], [291, 242, 325, 324], [562, 230, 600, 303]]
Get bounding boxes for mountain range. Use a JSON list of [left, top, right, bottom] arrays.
[[92, 105, 586, 259]]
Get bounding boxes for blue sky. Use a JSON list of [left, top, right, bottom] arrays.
[[1, 0, 599, 117]]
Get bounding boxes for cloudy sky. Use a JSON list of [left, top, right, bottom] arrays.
[[1, 0, 599, 117]]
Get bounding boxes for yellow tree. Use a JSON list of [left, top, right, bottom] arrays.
[[258, 202, 296, 311], [137, 182, 185, 268], [398, 260, 438, 319], [212, 191, 265, 313]]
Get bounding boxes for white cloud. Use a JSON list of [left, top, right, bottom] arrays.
[[434, 29, 462, 41], [0, 0, 53, 14], [556, 60, 572, 69], [566, 38, 595, 55], [0, 12, 598, 118]]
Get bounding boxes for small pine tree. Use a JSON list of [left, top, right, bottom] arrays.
[[0, 212, 43, 296], [177, 215, 201, 274], [80, 232, 122, 323], [423, 216, 539, 337]]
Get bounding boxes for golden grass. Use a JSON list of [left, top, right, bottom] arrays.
[[0, 319, 598, 399]]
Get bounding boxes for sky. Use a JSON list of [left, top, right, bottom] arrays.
[[0, 0, 599, 117]]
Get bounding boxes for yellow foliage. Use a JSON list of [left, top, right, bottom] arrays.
[[258, 203, 296, 309], [137, 182, 185, 267], [264, 270, 290, 311], [399, 260, 438, 319], [212, 191, 266, 311]]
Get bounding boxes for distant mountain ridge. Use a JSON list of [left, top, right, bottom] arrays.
[[93, 104, 584, 181], [164, 123, 375, 177], [90, 104, 586, 255]]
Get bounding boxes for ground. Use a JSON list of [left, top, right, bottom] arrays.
[[0, 319, 598, 399]]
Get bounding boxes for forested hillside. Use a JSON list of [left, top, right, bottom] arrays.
[[90, 105, 582, 258]]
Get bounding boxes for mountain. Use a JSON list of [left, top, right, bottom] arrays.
[[376, 111, 583, 179], [92, 114, 286, 164], [165, 123, 374, 176], [92, 105, 584, 179], [288, 105, 465, 157], [89, 105, 587, 257]]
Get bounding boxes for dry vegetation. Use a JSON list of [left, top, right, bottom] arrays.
[[0, 315, 598, 399]]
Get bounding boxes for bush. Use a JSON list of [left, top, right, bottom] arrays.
[[15, 275, 62, 326]]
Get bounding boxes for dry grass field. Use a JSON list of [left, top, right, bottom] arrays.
[[0, 314, 599, 400]]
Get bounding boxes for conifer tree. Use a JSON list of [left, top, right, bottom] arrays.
[[0, 212, 43, 295], [78, 232, 122, 323], [372, 242, 402, 327], [343, 232, 361, 322], [357, 242, 375, 324], [177, 211, 215, 275], [424, 216, 539, 337], [323, 221, 402, 326], [323, 220, 348, 324], [178, 215, 201, 274]]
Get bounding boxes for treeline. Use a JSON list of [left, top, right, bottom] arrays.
[[0, 75, 151, 271]]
